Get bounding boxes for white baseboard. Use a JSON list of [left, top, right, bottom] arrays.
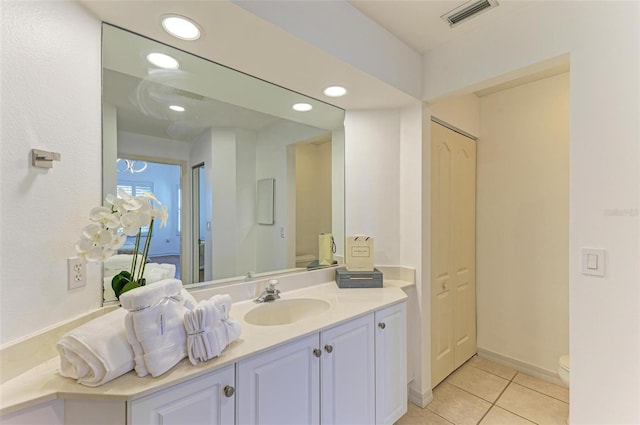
[[477, 347, 566, 387], [408, 383, 433, 408]]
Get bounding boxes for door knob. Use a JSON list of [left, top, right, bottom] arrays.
[[324, 344, 334, 353], [223, 385, 235, 398], [313, 348, 322, 358], [378, 322, 386, 330]]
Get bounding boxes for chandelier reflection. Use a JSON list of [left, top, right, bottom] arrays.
[[117, 158, 148, 174]]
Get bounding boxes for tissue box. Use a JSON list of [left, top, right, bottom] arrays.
[[335, 268, 383, 288], [346, 236, 374, 271]]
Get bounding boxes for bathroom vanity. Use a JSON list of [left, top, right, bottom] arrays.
[[0, 276, 409, 425]]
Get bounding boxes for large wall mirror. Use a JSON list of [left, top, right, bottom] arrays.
[[102, 24, 345, 302]]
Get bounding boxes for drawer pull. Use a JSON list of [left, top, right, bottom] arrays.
[[223, 385, 235, 398]]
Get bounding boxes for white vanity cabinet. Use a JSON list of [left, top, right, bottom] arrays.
[[237, 302, 405, 425], [375, 302, 408, 425], [129, 364, 235, 425]]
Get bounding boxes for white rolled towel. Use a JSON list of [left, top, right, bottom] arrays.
[[184, 294, 241, 365], [120, 279, 195, 377], [57, 308, 134, 387]]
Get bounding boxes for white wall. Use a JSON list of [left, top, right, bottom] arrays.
[[423, 3, 640, 422], [234, 129, 258, 275], [344, 110, 401, 265], [0, 0, 102, 345], [477, 72, 570, 374], [231, 0, 423, 99]]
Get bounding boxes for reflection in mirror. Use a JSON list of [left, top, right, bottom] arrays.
[[102, 24, 345, 302]]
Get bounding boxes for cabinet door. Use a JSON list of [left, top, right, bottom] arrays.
[[375, 302, 407, 425], [129, 364, 235, 425], [321, 313, 375, 425], [237, 333, 320, 425]]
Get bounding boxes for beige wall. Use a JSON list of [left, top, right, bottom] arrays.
[[476, 72, 570, 373], [296, 141, 332, 258]]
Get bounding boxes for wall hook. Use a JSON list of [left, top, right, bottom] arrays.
[[31, 149, 61, 169]]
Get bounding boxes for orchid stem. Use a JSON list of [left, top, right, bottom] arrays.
[[138, 217, 154, 284], [131, 231, 141, 278]]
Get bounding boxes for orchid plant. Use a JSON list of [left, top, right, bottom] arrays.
[[75, 189, 168, 298]]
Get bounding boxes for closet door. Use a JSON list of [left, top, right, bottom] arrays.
[[431, 121, 477, 387]]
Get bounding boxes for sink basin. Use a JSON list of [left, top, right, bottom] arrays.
[[244, 298, 331, 326]]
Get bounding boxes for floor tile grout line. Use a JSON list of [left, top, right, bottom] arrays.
[[509, 380, 570, 405], [474, 368, 525, 425], [471, 357, 570, 405]]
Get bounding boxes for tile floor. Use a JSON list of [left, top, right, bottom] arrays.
[[396, 356, 569, 425]]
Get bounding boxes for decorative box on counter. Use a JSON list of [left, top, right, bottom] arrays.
[[335, 268, 383, 288]]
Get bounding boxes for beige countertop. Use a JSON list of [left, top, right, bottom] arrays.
[[0, 281, 408, 416]]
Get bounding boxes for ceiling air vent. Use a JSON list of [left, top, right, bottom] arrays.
[[441, 0, 499, 27], [172, 88, 205, 101]]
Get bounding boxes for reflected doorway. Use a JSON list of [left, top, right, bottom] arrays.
[[116, 157, 183, 279]]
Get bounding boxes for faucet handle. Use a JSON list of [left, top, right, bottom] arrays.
[[266, 279, 279, 292]]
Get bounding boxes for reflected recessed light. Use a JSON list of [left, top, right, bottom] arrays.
[[292, 103, 313, 112], [323, 86, 347, 97], [169, 105, 185, 112], [146, 52, 179, 69], [161, 15, 201, 40]]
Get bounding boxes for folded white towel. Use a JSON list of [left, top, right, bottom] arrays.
[[184, 294, 241, 365], [120, 279, 195, 377], [57, 308, 134, 387]]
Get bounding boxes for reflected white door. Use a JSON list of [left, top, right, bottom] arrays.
[[431, 122, 477, 387]]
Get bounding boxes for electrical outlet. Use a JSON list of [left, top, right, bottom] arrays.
[[67, 257, 86, 289]]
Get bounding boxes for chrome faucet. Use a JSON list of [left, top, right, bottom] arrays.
[[255, 279, 280, 303]]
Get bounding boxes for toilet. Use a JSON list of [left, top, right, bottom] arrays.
[[558, 354, 570, 387]]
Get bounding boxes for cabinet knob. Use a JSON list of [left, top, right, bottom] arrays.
[[223, 385, 235, 398], [313, 348, 322, 358], [378, 322, 386, 330], [324, 344, 334, 354]]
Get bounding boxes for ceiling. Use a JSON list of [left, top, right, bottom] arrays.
[[349, 0, 532, 55], [80, 0, 542, 114]]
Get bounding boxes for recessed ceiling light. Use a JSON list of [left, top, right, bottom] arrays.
[[292, 103, 313, 112], [169, 105, 185, 112], [323, 86, 347, 97], [161, 15, 201, 40], [146, 52, 179, 69]]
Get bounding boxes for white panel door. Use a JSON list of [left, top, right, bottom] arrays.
[[321, 314, 375, 425], [431, 121, 477, 387], [237, 334, 320, 425], [375, 302, 407, 425], [451, 132, 477, 368], [129, 364, 235, 425]]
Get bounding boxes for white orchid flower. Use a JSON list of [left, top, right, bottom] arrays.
[[120, 211, 151, 236], [106, 193, 126, 212], [151, 204, 169, 227], [89, 206, 121, 228]]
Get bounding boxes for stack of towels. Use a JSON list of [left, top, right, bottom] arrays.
[[184, 295, 242, 365], [56, 279, 241, 386], [120, 279, 196, 377]]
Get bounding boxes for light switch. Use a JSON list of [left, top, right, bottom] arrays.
[[581, 248, 605, 277]]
